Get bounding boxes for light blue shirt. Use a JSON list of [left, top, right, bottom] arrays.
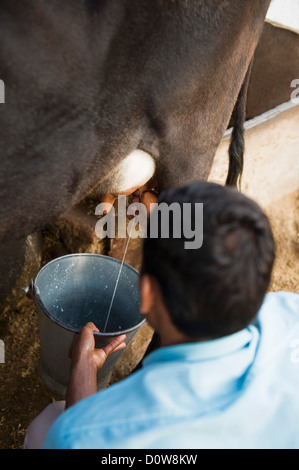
[[43, 292, 299, 449]]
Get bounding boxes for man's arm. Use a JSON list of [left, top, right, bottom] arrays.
[[66, 322, 126, 409]]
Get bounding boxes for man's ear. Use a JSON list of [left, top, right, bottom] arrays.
[[139, 275, 156, 315]]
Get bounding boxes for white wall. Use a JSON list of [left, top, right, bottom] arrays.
[[209, 101, 299, 208]]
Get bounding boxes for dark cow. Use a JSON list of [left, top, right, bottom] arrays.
[[0, 0, 270, 244]]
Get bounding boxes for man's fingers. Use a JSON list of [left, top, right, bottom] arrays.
[[112, 341, 127, 353], [93, 335, 126, 368], [101, 335, 126, 357], [84, 322, 99, 333], [101, 194, 117, 206]]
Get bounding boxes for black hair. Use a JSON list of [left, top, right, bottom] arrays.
[[141, 181, 275, 339]]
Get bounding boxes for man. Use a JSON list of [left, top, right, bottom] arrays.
[[25, 181, 299, 448]]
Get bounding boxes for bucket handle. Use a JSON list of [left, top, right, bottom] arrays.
[[24, 278, 35, 298]]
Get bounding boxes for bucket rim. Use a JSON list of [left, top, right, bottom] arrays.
[[33, 253, 145, 336]]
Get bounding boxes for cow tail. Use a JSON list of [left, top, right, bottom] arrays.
[[225, 58, 253, 190]]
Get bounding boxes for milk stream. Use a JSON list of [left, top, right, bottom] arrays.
[[103, 224, 133, 332]]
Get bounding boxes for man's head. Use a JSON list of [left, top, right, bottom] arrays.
[[140, 181, 275, 342]]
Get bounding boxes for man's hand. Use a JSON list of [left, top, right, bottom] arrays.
[[70, 322, 126, 370], [66, 322, 126, 409], [128, 186, 158, 217], [126, 180, 158, 226], [101, 177, 159, 216]]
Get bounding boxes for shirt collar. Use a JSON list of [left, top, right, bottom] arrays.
[[142, 326, 258, 366]]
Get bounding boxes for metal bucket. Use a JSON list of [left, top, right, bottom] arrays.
[[33, 253, 145, 396]]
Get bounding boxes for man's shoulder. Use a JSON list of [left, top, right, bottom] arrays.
[[252, 291, 299, 367], [258, 291, 299, 322], [256, 291, 299, 337]]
